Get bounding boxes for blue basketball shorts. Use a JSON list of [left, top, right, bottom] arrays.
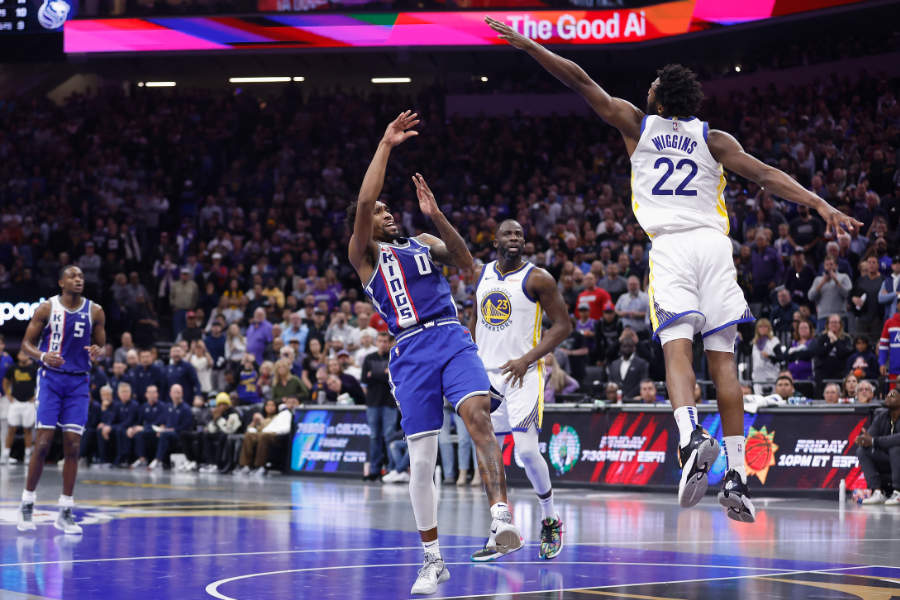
[[388, 320, 493, 439], [35, 368, 91, 435]]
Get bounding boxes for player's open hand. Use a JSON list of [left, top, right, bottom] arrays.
[[817, 203, 862, 239], [382, 110, 420, 147], [485, 16, 534, 50], [84, 344, 103, 362], [42, 351, 65, 368], [412, 173, 439, 218], [501, 356, 530, 389]]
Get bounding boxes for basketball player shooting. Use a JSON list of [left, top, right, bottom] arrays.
[[347, 111, 522, 595], [485, 16, 860, 522], [470, 219, 572, 560], [17, 265, 106, 535]]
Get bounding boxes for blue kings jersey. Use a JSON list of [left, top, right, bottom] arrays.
[[39, 295, 93, 375], [363, 237, 458, 335]]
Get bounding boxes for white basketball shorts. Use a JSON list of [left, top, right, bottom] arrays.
[[7, 401, 36, 428], [648, 227, 753, 347], [487, 364, 544, 435]]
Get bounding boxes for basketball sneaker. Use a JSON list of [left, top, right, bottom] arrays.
[[718, 469, 756, 523], [539, 517, 564, 560], [410, 554, 449, 595], [678, 425, 720, 508], [862, 489, 886, 504], [471, 512, 524, 562], [54, 507, 83, 535], [884, 491, 900, 506], [17, 502, 36, 532]]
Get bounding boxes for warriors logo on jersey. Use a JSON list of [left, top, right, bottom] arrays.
[[480, 290, 512, 330]]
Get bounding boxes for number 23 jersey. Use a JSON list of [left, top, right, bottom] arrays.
[[630, 115, 728, 238]]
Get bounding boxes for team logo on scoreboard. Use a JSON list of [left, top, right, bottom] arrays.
[[548, 423, 580, 475], [481, 290, 512, 330], [745, 425, 779, 484]]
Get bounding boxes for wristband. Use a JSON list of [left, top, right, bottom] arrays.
[[40, 352, 46, 363]]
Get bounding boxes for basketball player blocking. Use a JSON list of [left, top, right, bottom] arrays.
[[486, 16, 861, 521], [347, 111, 522, 595], [17, 265, 106, 534]]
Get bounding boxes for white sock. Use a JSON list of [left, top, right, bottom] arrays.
[[490, 502, 510, 522], [1, 447, 9, 458], [673, 406, 699, 447], [423, 539, 441, 559], [59, 494, 74, 508], [22, 489, 36, 504], [538, 491, 556, 521], [723, 436, 747, 483]]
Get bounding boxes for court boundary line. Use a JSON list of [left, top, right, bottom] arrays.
[[427, 565, 888, 600], [203, 562, 872, 600]]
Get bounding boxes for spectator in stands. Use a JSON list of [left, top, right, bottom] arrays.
[[597, 262, 627, 303], [189, 340, 214, 397], [808, 257, 852, 331], [594, 302, 623, 365], [145, 383, 195, 470], [382, 428, 411, 484], [772, 375, 796, 402], [79, 395, 103, 466], [114, 332, 136, 364], [239, 394, 298, 476], [171, 268, 200, 337], [787, 319, 816, 383], [607, 331, 648, 401], [225, 323, 246, 367], [326, 357, 364, 401], [199, 392, 243, 473], [574, 303, 596, 356], [165, 344, 202, 404], [770, 287, 799, 342], [823, 383, 842, 404], [814, 314, 854, 383], [127, 385, 165, 468], [847, 336, 880, 381], [282, 312, 309, 351], [878, 256, 900, 319], [615, 276, 649, 336], [879, 307, 900, 388], [604, 382, 621, 404], [178, 311, 204, 345], [129, 349, 165, 404], [842, 373, 859, 402], [856, 388, 900, 505], [750, 229, 784, 312], [237, 398, 279, 475], [257, 361, 275, 402], [637, 379, 662, 404], [204, 320, 227, 392], [784, 252, 816, 307], [246, 307, 273, 365], [855, 379, 877, 404], [853, 256, 885, 346], [107, 361, 132, 397], [576, 273, 611, 321], [272, 358, 308, 404], [108, 382, 139, 466], [543, 353, 579, 403], [361, 332, 395, 481], [95, 386, 118, 466], [751, 318, 781, 395]]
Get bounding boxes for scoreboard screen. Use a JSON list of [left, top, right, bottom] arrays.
[[0, 0, 75, 60]]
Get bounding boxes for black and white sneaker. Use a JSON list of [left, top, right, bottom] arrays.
[[471, 517, 523, 562], [17, 502, 36, 532], [677, 425, 721, 508], [718, 469, 756, 523]]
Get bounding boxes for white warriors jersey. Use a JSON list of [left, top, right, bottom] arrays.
[[475, 261, 542, 370], [630, 115, 728, 238]]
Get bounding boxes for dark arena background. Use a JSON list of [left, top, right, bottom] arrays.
[[1, 0, 900, 598]]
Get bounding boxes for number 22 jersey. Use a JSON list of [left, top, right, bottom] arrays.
[[630, 115, 728, 238]]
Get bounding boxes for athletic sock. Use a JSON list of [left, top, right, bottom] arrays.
[[22, 489, 35, 504], [537, 489, 556, 521], [490, 502, 511, 522], [723, 436, 747, 484], [1, 447, 9, 458], [673, 406, 699, 447], [423, 539, 441, 560], [58, 494, 74, 508]]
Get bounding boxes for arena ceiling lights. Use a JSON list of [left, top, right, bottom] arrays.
[[64, 0, 870, 54], [371, 77, 411, 84], [228, 76, 304, 83]]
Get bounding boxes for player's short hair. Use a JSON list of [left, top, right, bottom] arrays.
[[59, 264, 79, 279], [655, 64, 704, 118]]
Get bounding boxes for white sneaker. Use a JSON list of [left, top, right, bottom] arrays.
[[54, 507, 83, 535], [885, 491, 900, 506], [862, 489, 887, 505], [24, 450, 32, 464], [410, 554, 450, 595], [382, 470, 400, 483], [394, 471, 410, 483], [131, 458, 147, 469], [187, 461, 198, 471], [251, 467, 266, 479], [56, 458, 65, 468], [17, 502, 36, 532], [471, 518, 524, 561], [148, 459, 160, 470], [239, 465, 252, 475]]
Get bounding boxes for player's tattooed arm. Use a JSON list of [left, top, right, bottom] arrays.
[[501, 268, 572, 388], [413, 173, 475, 271], [20, 301, 64, 368], [485, 16, 643, 148], [86, 304, 106, 362], [708, 130, 862, 239], [349, 111, 420, 279]]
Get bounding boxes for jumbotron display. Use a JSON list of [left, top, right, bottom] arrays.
[[64, 0, 866, 53]]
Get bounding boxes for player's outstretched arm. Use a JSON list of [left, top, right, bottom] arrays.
[[485, 16, 643, 144], [501, 268, 573, 387], [708, 130, 862, 238], [348, 111, 420, 272], [412, 173, 475, 271]]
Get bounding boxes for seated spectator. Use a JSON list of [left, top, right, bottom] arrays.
[[814, 314, 853, 386], [786, 319, 816, 385], [771, 375, 797, 402], [93, 386, 118, 466], [165, 344, 202, 405], [110, 382, 139, 467], [326, 357, 364, 402], [856, 388, 900, 505], [606, 331, 648, 401], [325, 374, 365, 404], [594, 302, 623, 364], [769, 287, 799, 342], [751, 318, 781, 395], [236, 398, 278, 475], [842, 373, 859, 401], [79, 396, 103, 466], [237, 395, 299, 476], [114, 332, 136, 365], [846, 336, 879, 381], [574, 303, 596, 356], [855, 379, 876, 404], [282, 312, 309, 350], [543, 353, 578, 403], [272, 358, 309, 404], [127, 385, 166, 468], [144, 383, 195, 469], [823, 382, 842, 404], [199, 393, 243, 472], [257, 360, 275, 402], [382, 429, 411, 484], [129, 349, 165, 404], [235, 354, 261, 405], [604, 382, 620, 404], [637, 379, 663, 404]]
